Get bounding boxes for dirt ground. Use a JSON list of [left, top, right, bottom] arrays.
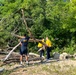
[[0, 54, 76, 75]]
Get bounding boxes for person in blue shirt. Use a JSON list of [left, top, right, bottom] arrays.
[[20, 34, 30, 65]]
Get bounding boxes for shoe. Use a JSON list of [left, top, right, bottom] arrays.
[[48, 58, 52, 60], [26, 61, 29, 65], [20, 61, 23, 65], [44, 59, 49, 61]]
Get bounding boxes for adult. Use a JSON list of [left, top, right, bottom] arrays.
[[45, 37, 52, 59], [20, 34, 30, 65], [38, 38, 45, 58]]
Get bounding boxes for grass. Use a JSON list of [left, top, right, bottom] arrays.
[[1, 63, 76, 75], [0, 60, 76, 75], [23, 63, 76, 75], [0, 70, 12, 75]]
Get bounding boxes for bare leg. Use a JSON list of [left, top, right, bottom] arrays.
[[25, 55, 28, 62], [20, 55, 23, 64], [25, 55, 29, 64]]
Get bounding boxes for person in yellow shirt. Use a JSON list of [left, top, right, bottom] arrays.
[[45, 37, 52, 59], [38, 38, 45, 58]]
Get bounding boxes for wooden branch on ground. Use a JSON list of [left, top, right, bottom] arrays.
[[2, 52, 45, 64], [3, 42, 21, 62]]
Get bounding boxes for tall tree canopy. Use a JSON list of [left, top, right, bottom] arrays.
[[0, 0, 76, 54]]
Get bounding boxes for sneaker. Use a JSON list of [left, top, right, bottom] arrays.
[[44, 59, 49, 61], [20, 61, 23, 65], [26, 61, 29, 65]]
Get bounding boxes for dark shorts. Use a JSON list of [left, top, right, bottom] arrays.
[[38, 47, 44, 57], [20, 47, 28, 55]]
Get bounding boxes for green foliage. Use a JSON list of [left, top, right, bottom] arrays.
[[63, 40, 76, 54], [0, 0, 76, 54], [0, 70, 12, 75]]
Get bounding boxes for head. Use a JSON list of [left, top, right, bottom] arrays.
[[46, 37, 48, 40], [42, 38, 44, 40], [24, 34, 27, 37], [42, 38, 44, 41]]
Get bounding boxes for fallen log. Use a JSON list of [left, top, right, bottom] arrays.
[[21, 9, 33, 38], [3, 43, 20, 62], [4, 57, 44, 64], [11, 33, 47, 46], [2, 52, 45, 64], [0, 52, 8, 55], [21, 9, 47, 46]]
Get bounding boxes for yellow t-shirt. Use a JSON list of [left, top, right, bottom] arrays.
[[38, 39, 44, 47], [46, 39, 52, 47]]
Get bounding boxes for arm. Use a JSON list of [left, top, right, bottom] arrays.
[[12, 33, 47, 46], [20, 41, 22, 46]]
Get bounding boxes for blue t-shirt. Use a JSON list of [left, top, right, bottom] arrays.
[[20, 37, 30, 47]]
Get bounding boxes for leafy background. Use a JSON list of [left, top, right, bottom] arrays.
[[0, 0, 76, 54]]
